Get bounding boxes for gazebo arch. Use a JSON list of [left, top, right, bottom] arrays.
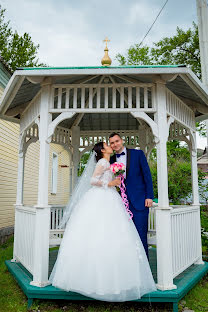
[[0, 65, 208, 292]]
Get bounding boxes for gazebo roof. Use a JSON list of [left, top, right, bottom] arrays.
[[1, 65, 208, 126]]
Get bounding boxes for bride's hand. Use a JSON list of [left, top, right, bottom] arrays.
[[108, 178, 121, 187]]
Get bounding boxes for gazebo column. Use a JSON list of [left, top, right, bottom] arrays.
[[191, 134, 200, 205], [30, 80, 52, 287], [16, 150, 25, 205], [155, 81, 177, 290], [12, 136, 26, 262], [190, 131, 204, 265], [71, 125, 80, 188]]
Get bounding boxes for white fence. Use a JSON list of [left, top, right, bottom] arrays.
[[13, 205, 36, 275], [148, 206, 157, 245], [50, 84, 156, 112], [166, 89, 195, 130], [49, 204, 157, 246], [170, 205, 202, 278], [50, 205, 65, 245], [13, 204, 202, 281]]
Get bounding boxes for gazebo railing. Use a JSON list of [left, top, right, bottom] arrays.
[[148, 205, 157, 245], [13, 204, 202, 281], [13, 205, 36, 275], [170, 205, 202, 278], [50, 83, 156, 112], [49, 204, 157, 246], [50, 205, 65, 245], [79, 130, 140, 149], [166, 89, 195, 130]]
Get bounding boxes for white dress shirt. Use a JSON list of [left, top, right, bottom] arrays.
[[116, 147, 127, 179]]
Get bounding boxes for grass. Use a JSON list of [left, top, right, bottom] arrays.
[[1, 229, 208, 311], [201, 205, 208, 256]]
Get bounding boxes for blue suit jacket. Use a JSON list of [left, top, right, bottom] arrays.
[[110, 148, 154, 211]]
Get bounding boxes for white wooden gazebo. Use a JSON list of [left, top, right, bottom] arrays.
[[0, 65, 207, 291]]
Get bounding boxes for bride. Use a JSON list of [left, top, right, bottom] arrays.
[[48, 142, 157, 301]]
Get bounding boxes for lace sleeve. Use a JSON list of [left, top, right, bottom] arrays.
[[90, 159, 109, 189]]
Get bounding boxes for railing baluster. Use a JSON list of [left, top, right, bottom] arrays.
[[144, 87, 148, 109], [105, 86, 108, 108], [89, 87, 93, 109], [136, 86, 140, 108], [128, 87, 132, 109], [151, 86, 155, 109], [97, 87, 100, 109], [58, 88, 62, 109], [73, 87, 77, 109], [65, 88, 70, 109], [120, 86, 124, 109], [113, 87, 116, 109], [51, 87, 55, 109], [81, 87, 85, 109]]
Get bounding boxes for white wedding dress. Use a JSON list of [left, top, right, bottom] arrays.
[[49, 158, 157, 301]]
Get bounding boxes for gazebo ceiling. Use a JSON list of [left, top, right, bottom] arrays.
[[57, 112, 141, 131], [1, 65, 208, 123]]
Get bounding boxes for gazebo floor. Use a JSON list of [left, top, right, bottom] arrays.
[[5, 247, 208, 312]]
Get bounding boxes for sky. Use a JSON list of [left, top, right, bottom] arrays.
[[1, 0, 207, 149]]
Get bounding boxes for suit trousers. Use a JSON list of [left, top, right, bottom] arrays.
[[129, 202, 149, 261]]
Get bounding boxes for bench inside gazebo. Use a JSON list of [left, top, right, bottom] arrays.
[[1, 65, 208, 312]]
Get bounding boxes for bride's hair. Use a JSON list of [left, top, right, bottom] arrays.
[[92, 142, 104, 162]]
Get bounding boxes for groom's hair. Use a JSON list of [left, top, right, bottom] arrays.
[[109, 132, 122, 139]]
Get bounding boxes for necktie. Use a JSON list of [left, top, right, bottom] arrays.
[[116, 151, 125, 158]]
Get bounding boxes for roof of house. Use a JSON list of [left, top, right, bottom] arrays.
[[0, 56, 12, 89]]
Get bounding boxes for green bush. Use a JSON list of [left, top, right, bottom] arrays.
[[201, 206, 208, 255], [149, 141, 207, 205]]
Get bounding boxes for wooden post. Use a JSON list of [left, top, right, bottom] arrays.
[[12, 134, 26, 262], [71, 126, 80, 188], [190, 131, 204, 264], [196, 1, 208, 156], [191, 144, 200, 206], [197, 0, 208, 86], [155, 81, 177, 290], [30, 79, 52, 287], [16, 141, 25, 205]]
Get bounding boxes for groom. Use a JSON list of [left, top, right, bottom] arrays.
[[109, 132, 154, 261]]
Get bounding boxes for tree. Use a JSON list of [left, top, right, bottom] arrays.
[[116, 22, 206, 138], [116, 22, 200, 77], [149, 141, 207, 205], [0, 5, 45, 71]]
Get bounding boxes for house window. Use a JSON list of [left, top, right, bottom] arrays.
[[51, 152, 58, 194]]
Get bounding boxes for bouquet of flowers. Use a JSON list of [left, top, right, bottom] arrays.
[[110, 162, 133, 220], [110, 162, 125, 177]]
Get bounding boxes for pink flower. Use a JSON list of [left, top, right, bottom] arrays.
[[110, 162, 125, 176]]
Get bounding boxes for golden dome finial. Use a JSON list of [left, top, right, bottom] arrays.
[[101, 37, 112, 66]]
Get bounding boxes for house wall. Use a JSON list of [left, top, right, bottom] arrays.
[[23, 141, 70, 206], [0, 84, 70, 243], [0, 113, 19, 243], [0, 62, 11, 89]]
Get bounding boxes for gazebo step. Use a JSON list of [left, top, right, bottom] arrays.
[[5, 248, 208, 312]]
